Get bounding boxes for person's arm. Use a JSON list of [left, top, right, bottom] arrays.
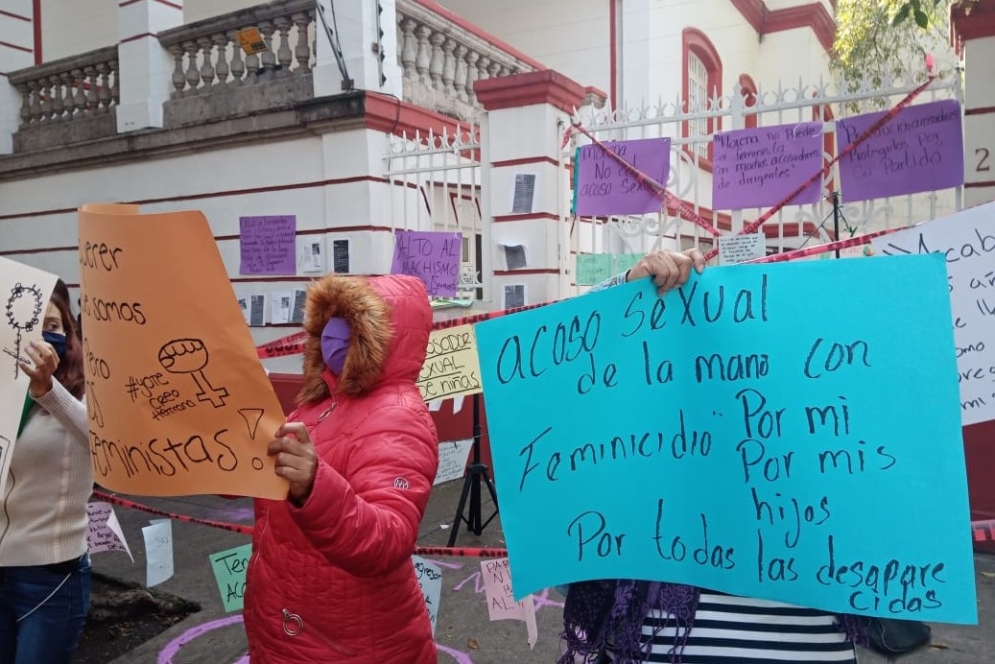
[[21, 340, 89, 449], [31, 379, 89, 450], [588, 249, 706, 296], [270, 409, 438, 578]]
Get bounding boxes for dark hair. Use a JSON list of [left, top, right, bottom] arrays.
[[49, 279, 85, 399]]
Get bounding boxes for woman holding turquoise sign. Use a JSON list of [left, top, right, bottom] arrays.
[[558, 249, 868, 663]]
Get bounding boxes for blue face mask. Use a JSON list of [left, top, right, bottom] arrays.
[[42, 330, 67, 360]]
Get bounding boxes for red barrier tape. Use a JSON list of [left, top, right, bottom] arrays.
[[257, 300, 561, 359], [568, 123, 722, 238], [570, 78, 935, 261], [91, 489, 509, 557], [707, 76, 937, 261], [974, 520, 995, 543], [745, 227, 903, 264], [93, 490, 992, 552]]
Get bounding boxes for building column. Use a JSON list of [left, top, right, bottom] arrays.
[[116, 0, 183, 132], [953, 0, 995, 207], [314, 0, 402, 98], [0, 0, 37, 154], [474, 70, 588, 309]]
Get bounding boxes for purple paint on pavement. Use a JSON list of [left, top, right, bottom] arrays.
[[157, 614, 244, 664], [438, 644, 475, 663]]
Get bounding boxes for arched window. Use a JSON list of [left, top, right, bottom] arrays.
[[682, 28, 722, 165], [739, 74, 758, 129]]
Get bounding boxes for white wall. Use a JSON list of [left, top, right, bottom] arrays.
[[436, 0, 609, 94], [39, 0, 273, 62], [0, 128, 402, 373], [41, 0, 117, 61]]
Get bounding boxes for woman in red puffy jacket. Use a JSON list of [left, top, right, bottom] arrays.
[[244, 274, 439, 663]]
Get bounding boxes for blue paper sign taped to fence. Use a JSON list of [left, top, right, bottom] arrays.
[[474, 254, 977, 624]]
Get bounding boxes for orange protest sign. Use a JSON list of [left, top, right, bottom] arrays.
[[78, 204, 288, 499]]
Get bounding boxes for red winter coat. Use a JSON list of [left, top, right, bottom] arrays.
[[244, 275, 439, 663]]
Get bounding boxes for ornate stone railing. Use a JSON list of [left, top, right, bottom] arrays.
[[396, 0, 542, 119], [8, 46, 119, 126], [2, 0, 542, 152], [157, 0, 315, 96]]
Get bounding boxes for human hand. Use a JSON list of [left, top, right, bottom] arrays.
[[268, 422, 318, 505], [20, 340, 59, 398], [626, 248, 706, 295]]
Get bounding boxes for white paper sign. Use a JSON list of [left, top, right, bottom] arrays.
[[412, 555, 443, 635], [433, 439, 473, 485], [872, 201, 995, 425], [86, 502, 134, 562], [142, 519, 174, 587], [718, 233, 766, 265], [0, 259, 58, 498]]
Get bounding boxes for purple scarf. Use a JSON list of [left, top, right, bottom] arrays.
[[559, 580, 867, 664]]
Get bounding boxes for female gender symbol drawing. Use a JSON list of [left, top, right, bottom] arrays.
[[4, 282, 44, 379]]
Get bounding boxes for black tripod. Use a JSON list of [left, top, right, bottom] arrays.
[[830, 191, 856, 258], [447, 394, 499, 546]]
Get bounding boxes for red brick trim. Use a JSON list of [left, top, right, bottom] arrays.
[[32, 0, 41, 64], [120, 32, 158, 44], [364, 91, 475, 142], [492, 156, 560, 168], [967, 106, 995, 116], [493, 212, 561, 223], [739, 73, 759, 129], [406, 0, 546, 71], [474, 70, 586, 115], [763, 3, 836, 53], [730, 0, 765, 32], [952, 0, 995, 54], [682, 28, 722, 169], [0, 176, 398, 222], [966, 181, 995, 189], [495, 268, 560, 276], [609, 0, 619, 107], [119, 0, 183, 9], [728, 0, 836, 55], [0, 9, 31, 21], [0, 40, 32, 54]]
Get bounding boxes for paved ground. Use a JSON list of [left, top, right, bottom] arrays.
[[85, 480, 994, 663]]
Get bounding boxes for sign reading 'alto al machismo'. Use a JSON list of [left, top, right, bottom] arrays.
[[79, 204, 288, 499], [474, 255, 977, 624]]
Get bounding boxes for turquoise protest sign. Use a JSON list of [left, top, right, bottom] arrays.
[[475, 254, 977, 624], [209, 543, 251, 612]]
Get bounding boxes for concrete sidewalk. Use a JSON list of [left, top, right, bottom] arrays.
[[88, 482, 994, 663]]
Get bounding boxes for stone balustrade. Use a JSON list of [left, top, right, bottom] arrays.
[[1, 0, 542, 152], [396, 0, 541, 119], [8, 46, 119, 126], [157, 0, 316, 96]]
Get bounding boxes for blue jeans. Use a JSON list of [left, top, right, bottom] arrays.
[[0, 554, 91, 664]]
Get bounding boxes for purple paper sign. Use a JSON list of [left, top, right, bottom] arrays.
[[836, 99, 964, 203], [575, 138, 671, 216], [713, 122, 822, 210], [391, 230, 462, 297], [239, 216, 296, 275]]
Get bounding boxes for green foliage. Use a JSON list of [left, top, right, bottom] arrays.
[[832, 0, 949, 97], [890, 0, 947, 28]]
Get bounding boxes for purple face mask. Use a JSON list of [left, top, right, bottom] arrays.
[[321, 317, 351, 374]]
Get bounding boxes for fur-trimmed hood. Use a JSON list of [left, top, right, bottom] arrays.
[[297, 274, 431, 404]]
